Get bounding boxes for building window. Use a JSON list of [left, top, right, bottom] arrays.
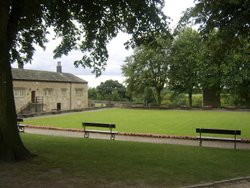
[[14, 88, 25, 97], [75, 88, 83, 96], [44, 88, 53, 96], [61, 88, 67, 96]]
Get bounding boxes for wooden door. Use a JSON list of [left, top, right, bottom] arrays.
[[57, 103, 61, 111], [31, 91, 36, 103]]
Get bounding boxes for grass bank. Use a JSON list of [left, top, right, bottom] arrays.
[[24, 108, 250, 138], [1, 134, 250, 187]]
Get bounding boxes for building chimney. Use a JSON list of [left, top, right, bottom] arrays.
[[18, 62, 24, 69], [57, 61, 62, 73]]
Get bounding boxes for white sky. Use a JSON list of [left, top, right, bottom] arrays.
[[12, 0, 195, 88]]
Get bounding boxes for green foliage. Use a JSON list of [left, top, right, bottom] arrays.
[[169, 28, 202, 107], [96, 79, 127, 101], [6, 0, 169, 75], [176, 1, 250, 107], [0, 0, 170, 161], [88, 87, 98, 100], [88, 80, 128, 101], [161, 93, 172, 106], [220, 94, 235, 107], [121, 22, 249, 107], [222, 39, 250, 107], [122, 35, 172, 104], [192, 94, 203, 107], [161, 93, 203, 107], [123, 28, 249, 107], [185, 0, 250, 46], [169, 93, 187, 106]]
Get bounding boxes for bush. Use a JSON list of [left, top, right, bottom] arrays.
[[221, 94, 234, 107], [192, 94, 203, 107], [161, 93, 172, 106], [161, 93, 188, 107]]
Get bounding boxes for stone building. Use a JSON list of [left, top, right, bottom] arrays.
[[12, 62, 88, 114]]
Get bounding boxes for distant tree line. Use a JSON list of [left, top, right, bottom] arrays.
[[88, 80, 127, 101], [90, 25, 249, 108], [120, 0, 250, 108], [122, 27, 249, 108], [89, 27, 249, 108], [88, 1, 249, 108]]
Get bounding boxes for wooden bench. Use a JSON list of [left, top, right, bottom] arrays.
[[196, 128, 241, 149], [17, 118, 26, 132], [82, 122, 118, 140]]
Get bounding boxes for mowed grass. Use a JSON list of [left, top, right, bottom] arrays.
[[1, 134, 250, 188], [24, 108, 250, 138]]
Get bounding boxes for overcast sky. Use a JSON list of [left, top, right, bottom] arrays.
[[12, 0, 195, 88]]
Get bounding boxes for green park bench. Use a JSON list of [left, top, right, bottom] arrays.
[[17, 118, 26, 132], [82, 122, 118, 140], [196, 128, 241, 149]]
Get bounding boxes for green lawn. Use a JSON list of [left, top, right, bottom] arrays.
[[1, 134, 250, 188], [24, 108, 250, 138]]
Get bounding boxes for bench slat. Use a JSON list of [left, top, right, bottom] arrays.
[[17, 118, 23, 122], [196, 128, 241, 135], [196, 136, 241, 142], [85, 130, 118, 134], [83, 122, 115, 128]]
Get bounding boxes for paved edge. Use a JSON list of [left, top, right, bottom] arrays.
[[24, 124, 250, 143], [183, 176, 250, 188]]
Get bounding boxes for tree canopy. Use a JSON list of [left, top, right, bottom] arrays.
[[176, 0, 250, 107], [180, 0, 250, 48], [96, 80, 127, 101], [0, 0, 168, 161], [169, 28, 201, 107], [6, 0, 168, 75], [122, 35, 172, 104]]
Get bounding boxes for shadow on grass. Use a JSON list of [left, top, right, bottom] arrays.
[[1, 133, 250, 188]]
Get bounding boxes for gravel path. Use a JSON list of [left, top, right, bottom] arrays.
[[25, 126, 250, 150]]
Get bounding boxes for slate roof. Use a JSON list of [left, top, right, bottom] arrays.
[[12, 68, 87, 84]]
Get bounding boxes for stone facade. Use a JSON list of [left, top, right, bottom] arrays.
[[12, 65, 88, 114]]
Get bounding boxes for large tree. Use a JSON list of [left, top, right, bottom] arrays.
[[169, 28, 201, 107], [122, 35, 172, 105], [178, 0, 250, 107], [97, 80, 127, 101], [0, 0, 168, 161], [199, 31, 225, 107], [223, 39, 250, 107]]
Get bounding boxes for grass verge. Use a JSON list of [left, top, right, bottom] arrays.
[[1, 134, 250, 188]]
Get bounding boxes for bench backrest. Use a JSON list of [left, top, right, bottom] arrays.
[[17, 118, 23, 122], [82, 122, 116, 128], [196, 128, 241, 135]]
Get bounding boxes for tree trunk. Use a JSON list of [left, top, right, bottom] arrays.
[[0, 0, 32, 161], [202, 86, 221, 108], [188, 91, 192, 108], [156, 88, 162, 105]]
